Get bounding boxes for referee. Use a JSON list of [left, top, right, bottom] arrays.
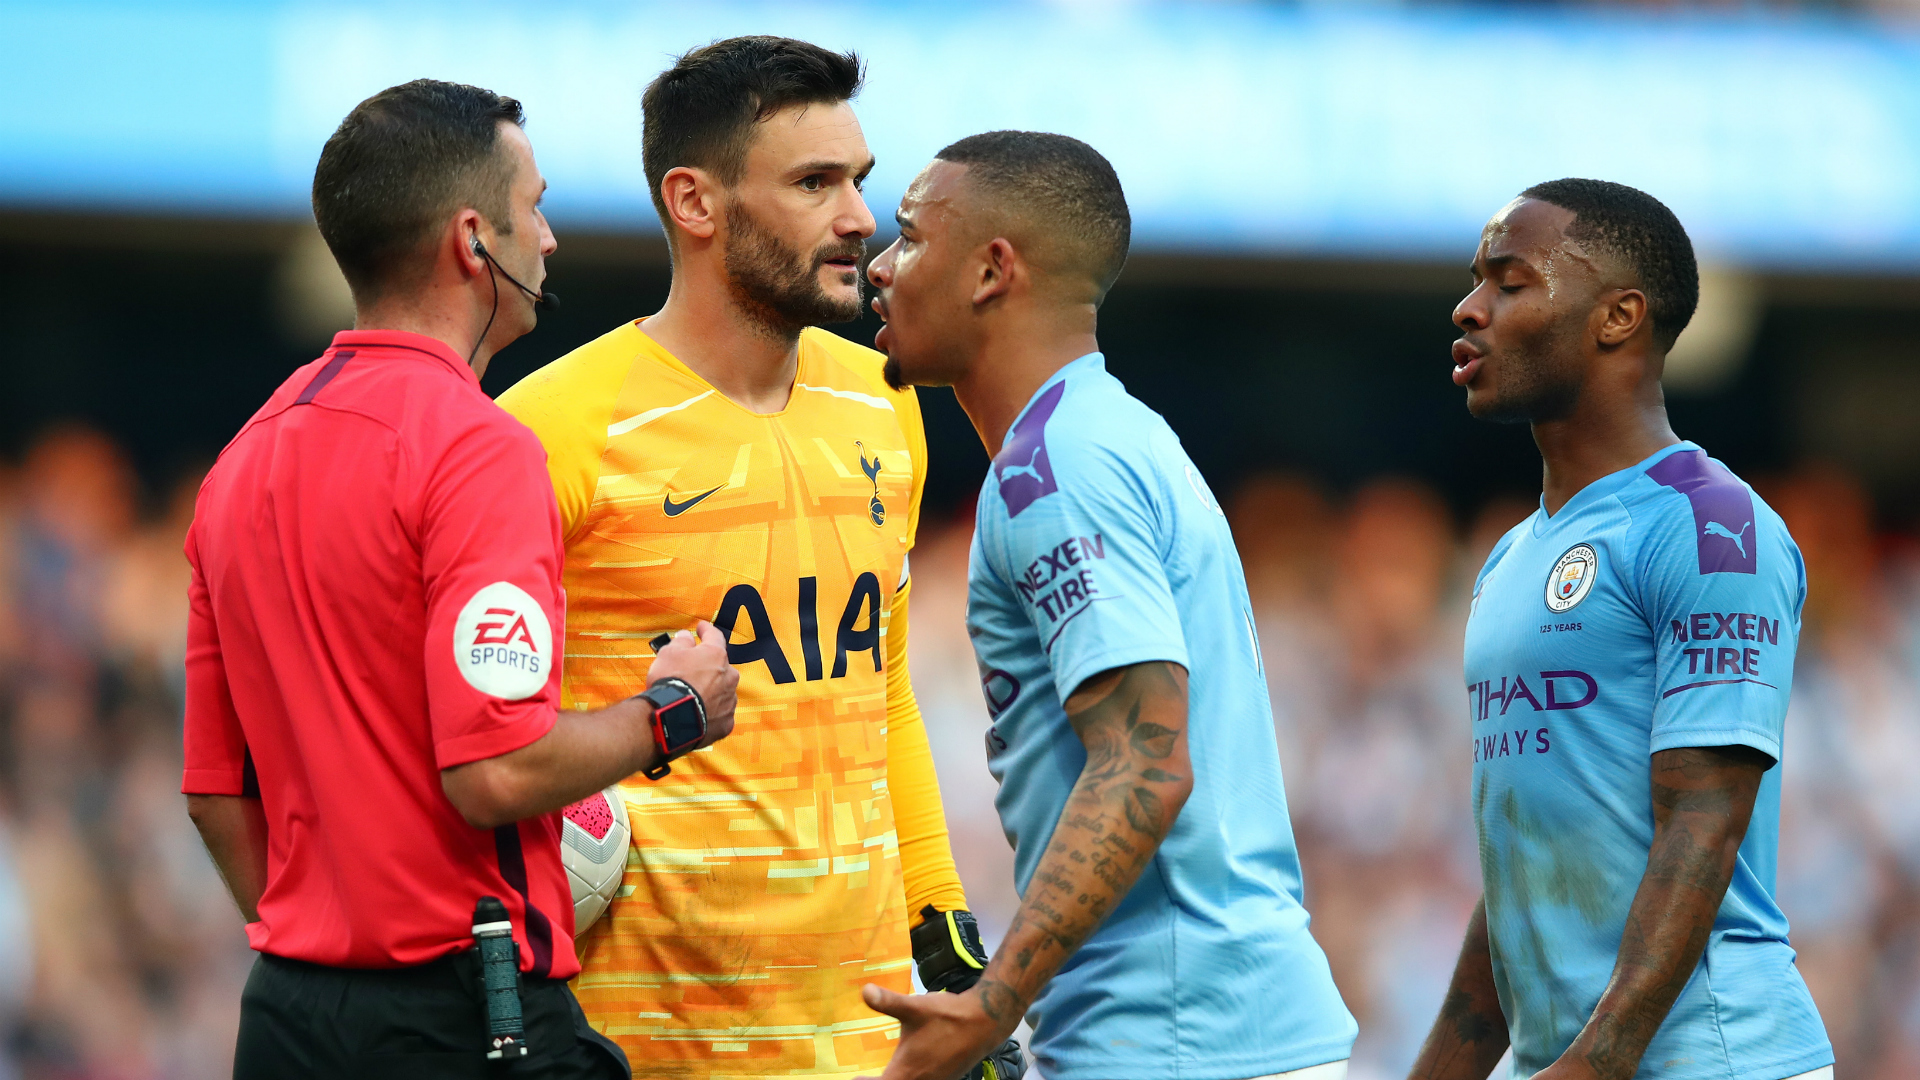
[[181, 80, 739, 1078]]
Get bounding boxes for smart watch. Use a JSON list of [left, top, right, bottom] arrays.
[[639, 677, 706, 780]]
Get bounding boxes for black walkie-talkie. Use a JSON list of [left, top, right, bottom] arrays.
[[473, 896, 528, 1059]]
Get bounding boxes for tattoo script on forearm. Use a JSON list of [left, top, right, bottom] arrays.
[[973, 661, 1192, 1029], [1568, 744, 1768, 1080]]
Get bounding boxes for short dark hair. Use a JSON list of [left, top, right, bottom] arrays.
[[934, 131, 1131, 301], [642, 37, 863, 222], [1521, 178, 1699, 351], [312, 79, 524, 300]]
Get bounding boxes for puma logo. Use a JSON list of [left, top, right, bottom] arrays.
[[1704, 520, 1751, 558], [999, 446, 1046, 486]]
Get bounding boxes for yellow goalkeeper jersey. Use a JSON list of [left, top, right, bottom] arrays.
[[498, 320, 966, 1079]]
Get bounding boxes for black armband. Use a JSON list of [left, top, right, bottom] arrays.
[[910, 905, 988, 993]]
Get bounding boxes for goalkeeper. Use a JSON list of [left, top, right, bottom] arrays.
[[498, 35, 1018, 1080]]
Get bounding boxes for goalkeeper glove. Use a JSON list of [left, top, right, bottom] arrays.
[[911, 906, 1028, 1080], [911, 906, 988, 993], [969, 1035, 1026, 1080]]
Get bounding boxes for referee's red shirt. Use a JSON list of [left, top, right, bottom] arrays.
[[183, 329, 577, 978]]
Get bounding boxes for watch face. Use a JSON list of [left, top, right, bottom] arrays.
[[657, 696, 704, 755]]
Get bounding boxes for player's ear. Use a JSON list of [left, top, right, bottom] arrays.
[[1597, 287, 1648, 348], [972, 237, 1017, 307], [659, 166, 719, 243]]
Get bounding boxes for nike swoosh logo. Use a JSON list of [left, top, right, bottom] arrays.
[[662, 485, 723, 517]]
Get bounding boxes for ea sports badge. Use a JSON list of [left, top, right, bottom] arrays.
[[454, 582, 553, 700], [1545, 543, 1598, 613]]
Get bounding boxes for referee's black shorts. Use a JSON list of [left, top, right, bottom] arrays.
[[233, 950, 630, 1080]]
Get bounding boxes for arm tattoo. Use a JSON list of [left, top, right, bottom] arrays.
[[976, 977, 1023, 1029], [1124, 786, 1165, 834], [1409, 898, 1508, 1080], [976, 661, 1192, 1022], [1567, 745, 1768, 1080]]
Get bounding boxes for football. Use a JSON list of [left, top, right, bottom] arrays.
[[560, 786, 632, 933]]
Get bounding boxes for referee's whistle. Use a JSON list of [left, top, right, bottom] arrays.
[[473, 896, 528, 1059]]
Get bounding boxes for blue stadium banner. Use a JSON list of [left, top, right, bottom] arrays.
[[4, 1, 1920, 268]]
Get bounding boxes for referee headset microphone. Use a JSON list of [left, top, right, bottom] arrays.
[[473, 237, 559, 311], [467, 234, 560, 367]]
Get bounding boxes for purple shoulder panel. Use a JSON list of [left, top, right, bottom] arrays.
[[1646, 449, 1757, 575], [995, 381, 1065, 518]]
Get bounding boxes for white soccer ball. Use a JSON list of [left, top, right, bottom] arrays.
[[560, 786, 631, 934]]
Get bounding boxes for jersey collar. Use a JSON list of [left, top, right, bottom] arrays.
[[1006, 352, 1104, 433], [327, 329, 478, 387], [1535, 439, 1700, 534], [627, 318, 816, 418]]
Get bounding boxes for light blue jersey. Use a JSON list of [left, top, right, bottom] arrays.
[[967, 354, 1356, 1080], [1466, 441, 1832, 1080]]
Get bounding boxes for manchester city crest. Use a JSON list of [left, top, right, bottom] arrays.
[[1545, 543, 1598, 613]]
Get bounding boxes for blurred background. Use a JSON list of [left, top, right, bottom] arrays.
[[3, 1, 1920, 1077]]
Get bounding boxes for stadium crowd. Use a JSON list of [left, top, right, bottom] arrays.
[[0, 422, 1915, 1078]]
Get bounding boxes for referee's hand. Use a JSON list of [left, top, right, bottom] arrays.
[[650, 621, 739, 745]]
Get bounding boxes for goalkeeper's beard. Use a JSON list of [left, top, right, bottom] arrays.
[[724, 199, 866, 339]]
